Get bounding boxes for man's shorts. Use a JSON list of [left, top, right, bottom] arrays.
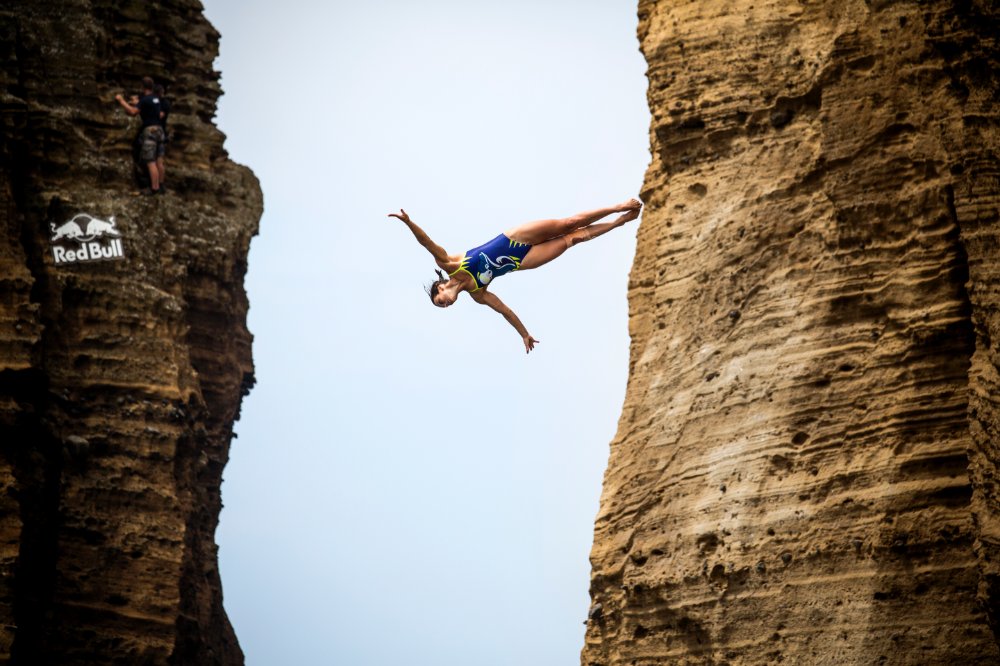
[[139, 125, 165, 163]]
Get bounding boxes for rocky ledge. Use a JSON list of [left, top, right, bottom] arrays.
[[584, 2, 1000, 664], [0, 1, 260, 664]]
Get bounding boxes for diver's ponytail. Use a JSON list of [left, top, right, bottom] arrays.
[[427, 269, 449, 304]]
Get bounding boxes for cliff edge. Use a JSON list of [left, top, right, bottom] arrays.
[[0, 1, 260, 664], [584, 1, 1000, 664]]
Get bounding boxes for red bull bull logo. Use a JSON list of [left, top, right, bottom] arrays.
[[49, 213, 126, 265]]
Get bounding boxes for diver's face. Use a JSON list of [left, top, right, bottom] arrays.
[[434, 289, 455, 308], [433, 289, 455, 308]]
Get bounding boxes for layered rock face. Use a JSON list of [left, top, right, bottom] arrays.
[[584, 1, 1000, 664], [0, 1, 260, 664]]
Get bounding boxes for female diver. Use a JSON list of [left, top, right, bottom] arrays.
[[388, 198, 642, 354]]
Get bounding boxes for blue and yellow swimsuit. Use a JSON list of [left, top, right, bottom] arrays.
[[450, 234, 532, 291]]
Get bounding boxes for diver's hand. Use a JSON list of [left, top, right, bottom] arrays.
[[388, 209, 411, 224], [523, 335, 539, 354]]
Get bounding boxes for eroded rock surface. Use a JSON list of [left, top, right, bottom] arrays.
[[584, 1, 1000, 664], [0, 1, 260, 664]]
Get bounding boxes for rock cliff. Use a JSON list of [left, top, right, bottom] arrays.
[[584, 1, 1000, 664], [0, 1, 260, 664]]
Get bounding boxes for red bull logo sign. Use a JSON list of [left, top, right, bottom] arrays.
[[50, 213, 125, 265]]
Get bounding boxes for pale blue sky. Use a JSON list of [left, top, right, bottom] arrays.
[[201, 2, 649, 664]]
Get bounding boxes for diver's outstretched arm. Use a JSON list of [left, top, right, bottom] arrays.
[[388, 209, 450, 263], [473, 290, 539, 354]]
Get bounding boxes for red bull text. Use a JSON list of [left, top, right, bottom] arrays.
[[52, 238, 125, 264]]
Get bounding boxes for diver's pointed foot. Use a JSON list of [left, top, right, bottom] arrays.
[[618, 198, 642, 213], [617, 206, 641, 224]]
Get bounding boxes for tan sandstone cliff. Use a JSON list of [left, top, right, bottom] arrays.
[[584, 1, 1000, 664], [0, 1, 260, 664]]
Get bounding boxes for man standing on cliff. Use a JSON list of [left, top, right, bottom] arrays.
[[114, 77, 164, 195]]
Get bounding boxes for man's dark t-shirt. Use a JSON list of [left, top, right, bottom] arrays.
[[158, 97, 171, 139], [138, 94, 161, 128]]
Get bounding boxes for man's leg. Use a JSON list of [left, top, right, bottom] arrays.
[[139, 128, 160, 192], [156, 134, 166, 187], [146, 161, 160, 191]]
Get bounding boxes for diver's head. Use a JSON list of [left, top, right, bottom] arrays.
[[428, 270, 455, 308]]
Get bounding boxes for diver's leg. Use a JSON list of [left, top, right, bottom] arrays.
[[517, 237, 569, 271], [506, 198, 640, 245], [519, 208, 639, 270]]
